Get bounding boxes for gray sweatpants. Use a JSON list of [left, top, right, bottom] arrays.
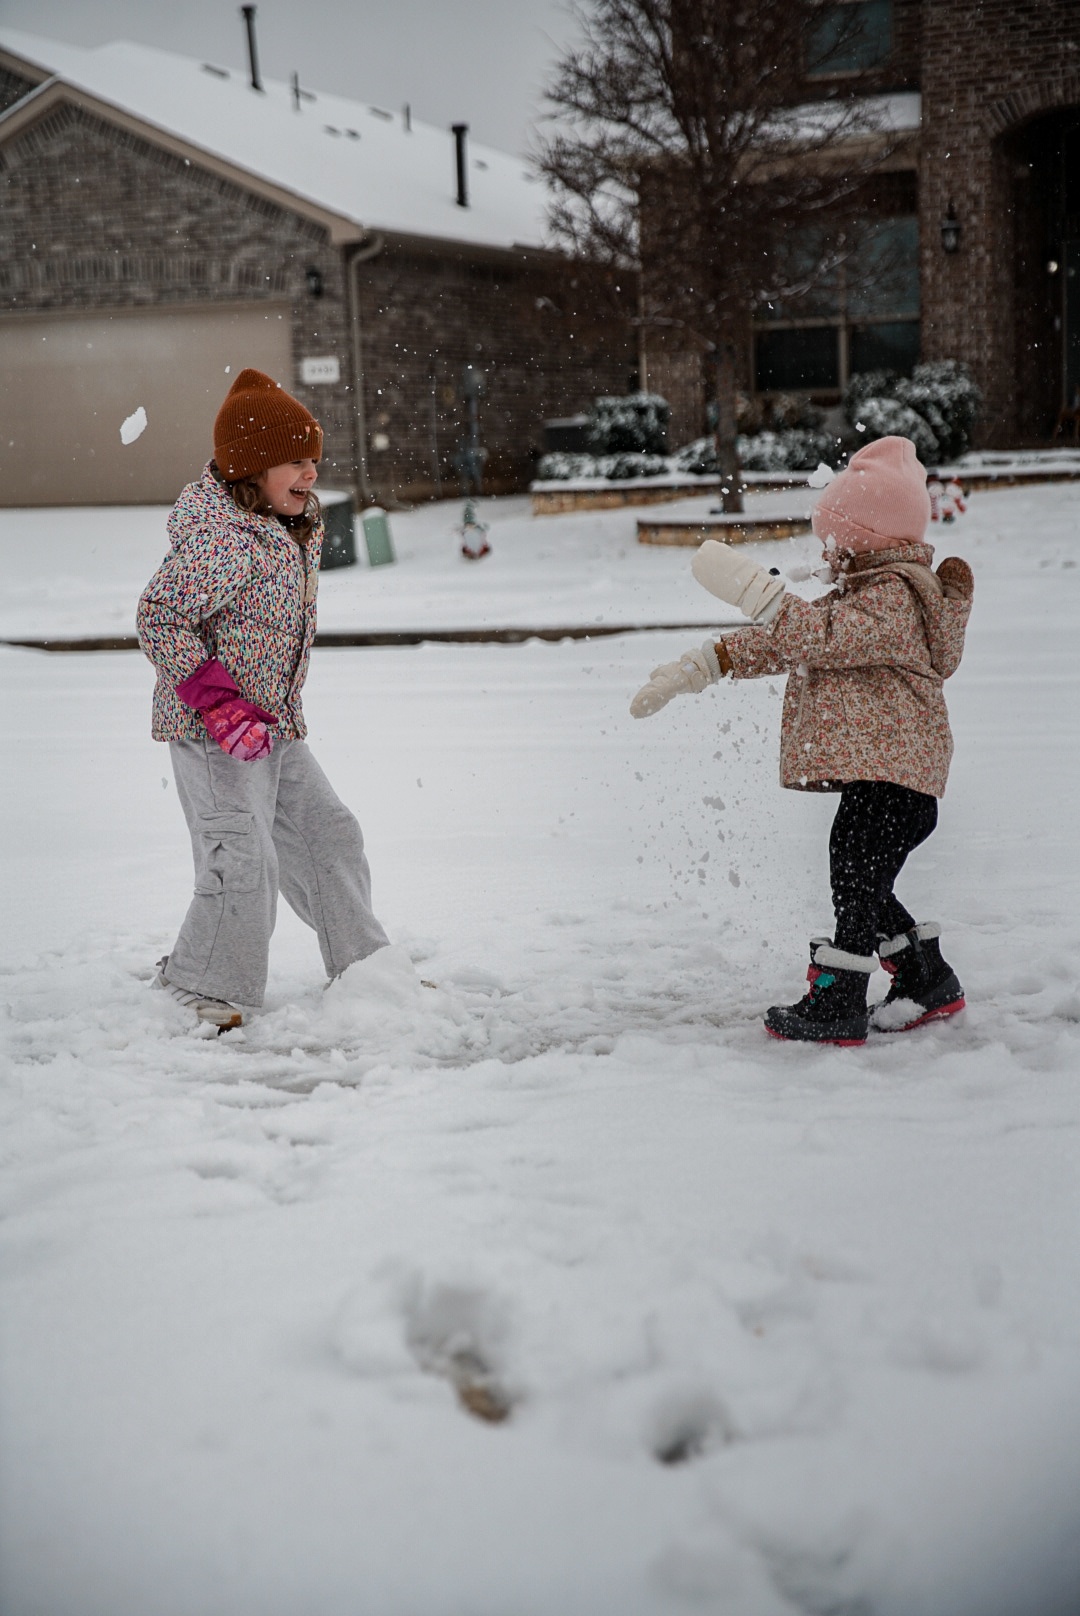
[[166, 737, 389, 1006]]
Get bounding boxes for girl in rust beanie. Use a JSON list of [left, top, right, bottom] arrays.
[[136, 369, 390, 1029], [213, 366, 324, 482]]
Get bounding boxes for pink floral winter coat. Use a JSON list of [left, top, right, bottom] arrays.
[[724, 543, 974, 799], [137, 464, 322, 741]]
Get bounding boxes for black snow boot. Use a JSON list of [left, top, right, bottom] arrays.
[[764, 939, 874, 1046], [871, 922, 965, 1032]]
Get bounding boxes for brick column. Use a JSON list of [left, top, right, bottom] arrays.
[[919, 0, 1080, 446]]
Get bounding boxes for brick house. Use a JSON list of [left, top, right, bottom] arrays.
[[644, 0, 1080, 448], [0, 29, 635, 506]]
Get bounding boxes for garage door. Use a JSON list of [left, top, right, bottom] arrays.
[[1, 302, 293, 506]]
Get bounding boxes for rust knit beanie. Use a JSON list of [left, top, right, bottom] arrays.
[[213, 368, 323, 481], [812, 435, 931, 554]]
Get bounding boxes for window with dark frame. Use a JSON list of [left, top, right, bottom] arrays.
[[805, 0, 893, 79], [753, 214, 919, 394]]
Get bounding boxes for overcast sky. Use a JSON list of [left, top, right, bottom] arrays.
[[0, 0, 584, 156]]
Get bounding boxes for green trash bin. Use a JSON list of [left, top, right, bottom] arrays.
[[318, 489, 357, 570], [361, 506, 396, 567]]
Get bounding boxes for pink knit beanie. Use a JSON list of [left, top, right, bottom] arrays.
[[812, 435, 931, 553]]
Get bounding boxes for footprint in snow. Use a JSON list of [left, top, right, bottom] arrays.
[[331, 1270, 518, 1423], [650, 1386, 734, 1465], [403, 1277, 518, 1424]]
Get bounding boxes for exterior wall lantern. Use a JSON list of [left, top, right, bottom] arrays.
[[940, 203, 961, 254], [305, 266, 324, 297]]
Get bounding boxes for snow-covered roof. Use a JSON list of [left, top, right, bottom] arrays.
[[0, 28, 552, 254]]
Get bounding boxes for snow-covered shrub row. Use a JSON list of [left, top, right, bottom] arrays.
[[535, 450, 669, 481], [535, 452, 598, 481], [536, 388, 846, 481], [587, 393, 671, 455], [673, 428, 840, 475], [738, 427, 839, 472], [598, 451, 669, 479], [537, 429, 839, 482], [670, 437, 719, 475], [845, 360, 981, 463]]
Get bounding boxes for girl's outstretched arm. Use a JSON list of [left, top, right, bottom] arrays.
[[726, 576, 929, 679]]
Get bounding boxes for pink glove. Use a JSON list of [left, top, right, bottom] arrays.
[[175, 658, 278, 761]]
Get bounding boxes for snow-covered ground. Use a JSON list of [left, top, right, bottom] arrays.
[[0, 486, 816, 641], [1, 484, 1079, 1616]]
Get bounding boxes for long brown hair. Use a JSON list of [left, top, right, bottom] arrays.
[[222, 467, 321, 545]]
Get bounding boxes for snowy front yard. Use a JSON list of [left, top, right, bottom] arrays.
[[1, 485, 1079, 1615]]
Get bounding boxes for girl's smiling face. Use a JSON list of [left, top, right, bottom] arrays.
[[258, 459, 319, 517]]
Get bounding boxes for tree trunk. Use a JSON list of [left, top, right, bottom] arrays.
[[713, 341, 744, 515]]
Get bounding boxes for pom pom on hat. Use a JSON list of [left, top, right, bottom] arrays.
[[213, 368, 323, 482], [811, 435, 931, 553]]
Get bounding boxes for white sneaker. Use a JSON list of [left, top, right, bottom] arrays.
[[154, 957, 243, 1029]]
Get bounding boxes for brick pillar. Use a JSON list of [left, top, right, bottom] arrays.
[[919, 7, 1013, 442], [919, 0, 1080, 447]]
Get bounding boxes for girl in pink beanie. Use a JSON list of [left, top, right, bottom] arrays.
[[631, 435, 974, 1046]]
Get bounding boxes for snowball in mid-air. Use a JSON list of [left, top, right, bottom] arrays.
[[120, 407, 148, 445], [807, 461, 836, 488]]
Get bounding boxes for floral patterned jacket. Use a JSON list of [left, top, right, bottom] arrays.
[[137, 464, 322, 742], [723, 543, 974, 799]]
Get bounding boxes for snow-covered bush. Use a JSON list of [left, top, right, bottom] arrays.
[[735, 432, 788, 472], [852, 398, 939, 465], [534, 449, 670, 482], [596, 452, 669, 480], [737, 427, 839, 472], [844, 361, 980, 462], [535, 452, 597, 481], [895, 361, 980, 461], [537, 421, 841, 484], [671, 436, 719, 476], [587, 393, 671, 455], [844, 370, 898, 415]]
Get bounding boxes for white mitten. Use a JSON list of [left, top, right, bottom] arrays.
[[630, 640, 723, 718], [691, 540, 786, 624]]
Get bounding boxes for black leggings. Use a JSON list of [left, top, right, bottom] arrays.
[[829, 781, 938, 958]]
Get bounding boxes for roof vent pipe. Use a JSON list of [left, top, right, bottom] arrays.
[[240, 6, 263, 92], [452, 123, 469, 207]]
